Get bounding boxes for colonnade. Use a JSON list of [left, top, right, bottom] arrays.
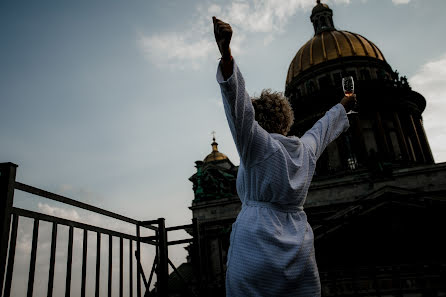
[[318, 111, 434, 175]]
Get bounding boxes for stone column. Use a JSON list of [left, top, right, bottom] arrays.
[[351, 115, 367, 164], [375, 112, 390, 157], [416, 117, 434, 163], [409, 114, 426, 163], [392, 112, 410, 161]]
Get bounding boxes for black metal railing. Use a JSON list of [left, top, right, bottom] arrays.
[[0, 162, 199, 297], [319, 264, 446, 296]]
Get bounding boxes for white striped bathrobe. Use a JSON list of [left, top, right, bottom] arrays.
[[217, 60, 350, 297]]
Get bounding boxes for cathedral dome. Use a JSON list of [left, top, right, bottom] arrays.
[[203, 137, 228, 163], [286, 30, 386, 86]]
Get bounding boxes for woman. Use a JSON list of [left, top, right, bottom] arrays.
[[213, 17, 356, 297]]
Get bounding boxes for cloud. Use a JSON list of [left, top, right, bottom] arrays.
[[56, 184, 104, 204], [38, 202, 81, 221], [208, 3, 222, 15], [392, 0, 410, 4], [218, 0, 310, 33], [214, 0, 354, 34], [263, 34, 275, 46], [410, 52, 446, 163], [138, 0, 317, 69], [37, 202, 138, 235], [139, 0, 407, 69], [139, 33, 214, 70]]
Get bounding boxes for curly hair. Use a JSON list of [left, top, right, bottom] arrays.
[[251, 89, 294, 136]]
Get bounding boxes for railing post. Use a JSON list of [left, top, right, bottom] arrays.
[[0, 162, 18, 296], [136, 224, 141, 297], [192, 218, 202, 289], [157, 218, 168, 297]]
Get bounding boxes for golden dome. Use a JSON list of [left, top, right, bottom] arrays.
[[286, 30, 386, 85], [203, 138, 228, 163]]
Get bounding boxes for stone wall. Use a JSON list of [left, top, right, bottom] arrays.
[[306, 162, 446, 207]]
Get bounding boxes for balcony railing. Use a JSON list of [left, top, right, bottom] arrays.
[[0, 162, 199, 297]]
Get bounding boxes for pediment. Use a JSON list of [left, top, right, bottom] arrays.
[[313, 185, 445, 241]]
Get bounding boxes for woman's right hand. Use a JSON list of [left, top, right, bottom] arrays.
[[212, 16, 232, 59]]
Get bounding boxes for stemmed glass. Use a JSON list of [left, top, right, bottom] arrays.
[[342, 76, 358, 114]]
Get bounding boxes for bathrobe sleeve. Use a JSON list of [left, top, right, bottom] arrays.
[[217, 60, 279, 167], [300, 103, 350, 159]]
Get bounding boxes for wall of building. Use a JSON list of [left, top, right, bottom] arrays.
[[306, 162, 446, 207]]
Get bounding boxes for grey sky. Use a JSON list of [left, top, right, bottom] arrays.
[[1, 0, 446, 294]]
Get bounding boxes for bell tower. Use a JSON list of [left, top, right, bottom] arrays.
[[311, 0, 336, 35]]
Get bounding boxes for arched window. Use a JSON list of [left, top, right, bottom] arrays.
[[320, 16, 327, 28], [384, 118, 401, 159], [307, 80, 316, 93], [360, 69, 371, 80], [363, 118, 378, 153], [344, 133, 359, 170], [296, 88, 302, 98], [318, 75, 331, 89], [333, 72, 342, 86], [377, 69, 386, 80], [347, 70, 357, 81]]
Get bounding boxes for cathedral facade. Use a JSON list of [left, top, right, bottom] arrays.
[[181, 2, 446, 296]]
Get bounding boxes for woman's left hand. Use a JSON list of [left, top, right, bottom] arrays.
[[340, 94, 357, 112]]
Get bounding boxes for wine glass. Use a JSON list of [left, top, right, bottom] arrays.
[[342, 76, 357, 114]]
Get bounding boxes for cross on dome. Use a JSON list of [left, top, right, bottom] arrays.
[[203, 131, 229, 163]]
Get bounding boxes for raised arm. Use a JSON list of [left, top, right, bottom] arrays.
[[300, 97, 355, 159], [214, 17, 278, 166], [213, 17, 233, 80]]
